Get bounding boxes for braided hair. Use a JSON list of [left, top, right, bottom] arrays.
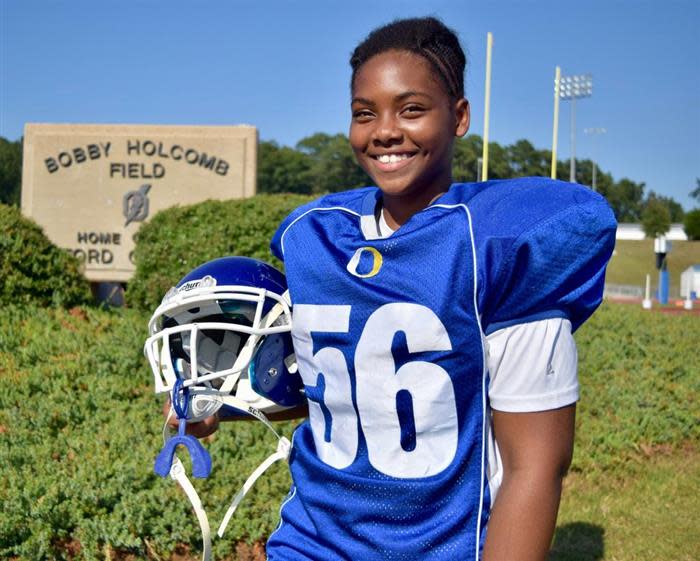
[[350, 17, 466, 100]]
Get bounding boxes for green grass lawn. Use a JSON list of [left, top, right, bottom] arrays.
[[552, 447, 699, 561], [606, 240, 700, 298]]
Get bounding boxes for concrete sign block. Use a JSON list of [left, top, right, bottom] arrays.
[[21, 123, 257, 281]]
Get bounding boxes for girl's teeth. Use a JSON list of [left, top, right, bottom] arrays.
[[378, 154, 409, 164]]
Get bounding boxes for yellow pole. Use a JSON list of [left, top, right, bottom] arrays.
[[482, 32, 493, 182], [551, 66, 561, 179]]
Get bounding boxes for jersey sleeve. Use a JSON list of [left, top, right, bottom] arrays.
[[470, 178, 617, 335]]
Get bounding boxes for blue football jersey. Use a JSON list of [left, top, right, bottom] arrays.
[[266, 178, 616, 561]]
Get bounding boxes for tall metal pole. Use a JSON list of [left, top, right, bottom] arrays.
[[570, 96, 576, 182], [482, 32, 493, 182], [551, 66, 561, 179], [584, 127, 606, 191]]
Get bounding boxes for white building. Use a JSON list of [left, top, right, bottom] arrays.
[[616, 223, 688, 241], [680, 265, 700, 299]]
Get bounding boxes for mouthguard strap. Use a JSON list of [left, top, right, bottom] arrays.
[[170, 458, 212, 561], [217, 437, 291, 538]]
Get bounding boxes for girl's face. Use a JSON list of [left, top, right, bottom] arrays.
[[350, 49, 469, 209]]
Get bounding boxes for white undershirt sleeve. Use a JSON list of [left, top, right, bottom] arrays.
[[485, 317, 579, 412]]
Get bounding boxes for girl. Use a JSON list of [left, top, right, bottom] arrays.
[[192, 16, 616, 561]]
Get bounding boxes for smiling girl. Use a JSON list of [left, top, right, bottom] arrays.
[[263, 16, 616, 561]]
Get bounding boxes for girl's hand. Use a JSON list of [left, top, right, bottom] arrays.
[[162, 398, 220, 439]]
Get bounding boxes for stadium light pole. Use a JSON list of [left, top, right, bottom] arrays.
[[584, 127, 606, 191], [551, 66, 561, 179], [558, 73, 593, 183], [481, 32, 494, 181]]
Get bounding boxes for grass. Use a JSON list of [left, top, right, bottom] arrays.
[[551, 447, 699, 561], [606, 240, 700, 297]]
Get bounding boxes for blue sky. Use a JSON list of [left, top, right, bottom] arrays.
[[2, 0, 698, 208]]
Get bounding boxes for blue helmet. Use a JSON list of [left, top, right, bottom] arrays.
[[145, 256, 304, 420]]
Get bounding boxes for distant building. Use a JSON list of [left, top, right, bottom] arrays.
[[616, 223, 688, 241], [680, 265, 700, 299]]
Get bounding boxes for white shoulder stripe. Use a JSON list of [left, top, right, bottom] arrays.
[[280, 206, 361, 256]]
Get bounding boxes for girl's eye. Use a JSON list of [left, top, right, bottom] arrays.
[[402, 105, 425, 117], [352, 110, 375, 122]]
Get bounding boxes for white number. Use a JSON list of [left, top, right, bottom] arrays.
[[293, 303, 458, 478], [355, 303, 457, 477], [293, 305, 357, 469]]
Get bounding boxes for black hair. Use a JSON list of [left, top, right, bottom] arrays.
[[350, 16, 466, 100]]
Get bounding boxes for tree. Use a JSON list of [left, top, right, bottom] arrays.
[[0, 137, 22, 206], [483, 141, 512, 180], [600, 178, 645, 222], [507, 139, 548, 177], [575, 158, 614, 193], [296, 133, 370, 193], [645, 191, 684, 222], [641, 197, 671, 238], [690, 178, 700, 204], [258, 141, 312, 194], [452, 135, 481, 182], [684, 209, 700, 241]]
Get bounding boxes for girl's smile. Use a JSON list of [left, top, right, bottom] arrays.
[[349, 49, 469, 225]]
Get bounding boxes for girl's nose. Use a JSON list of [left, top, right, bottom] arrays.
[[372, 113, 403, 145]]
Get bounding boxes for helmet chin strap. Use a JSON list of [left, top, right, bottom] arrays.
[[155, 382, 291, 561]]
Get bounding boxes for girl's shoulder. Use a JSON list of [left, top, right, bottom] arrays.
[[270, 186, 378, 259], [285, 186, 378, 219], [446, 177, 615, 241], [456, 178, 617, 334]]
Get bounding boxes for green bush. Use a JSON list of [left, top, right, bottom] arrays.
[[127, 194, 313, 311], [573, 301, 699, 473], [0, 204, 92, 308], [0, 302, 697, 559], [0, 304, 297, 560]]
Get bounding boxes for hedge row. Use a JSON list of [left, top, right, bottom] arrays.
[[1, 193, 313, 311], [127, 194, 313, 311], [0, 204, 92, 308], [0, 304, 297, 560]]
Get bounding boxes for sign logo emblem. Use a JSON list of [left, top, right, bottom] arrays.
[[346, 247, 383, 279], [123, 184, 152, 226]]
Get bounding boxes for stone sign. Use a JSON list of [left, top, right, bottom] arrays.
[[21, 123, 257, 281]]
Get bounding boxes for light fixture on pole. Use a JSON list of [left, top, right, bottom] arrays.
[[583, 127, 606, 191], [558, 73, 593, 183]]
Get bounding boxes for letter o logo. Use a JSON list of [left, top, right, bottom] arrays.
[[346, 247, 383, 279]]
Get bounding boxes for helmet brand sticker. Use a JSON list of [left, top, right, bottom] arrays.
[[178, 275, 217, 294]]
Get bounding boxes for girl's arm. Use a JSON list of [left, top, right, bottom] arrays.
[[162, 398, 309, 439], [482, 404, 575, 561]]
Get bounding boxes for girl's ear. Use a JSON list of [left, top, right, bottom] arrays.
[[455, 98, 470, 137]]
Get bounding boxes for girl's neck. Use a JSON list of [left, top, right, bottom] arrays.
[[381, 177, 452, 229]]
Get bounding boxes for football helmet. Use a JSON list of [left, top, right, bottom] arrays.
[[145, 256, 304, 420], [144, 257, 304, 561]]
